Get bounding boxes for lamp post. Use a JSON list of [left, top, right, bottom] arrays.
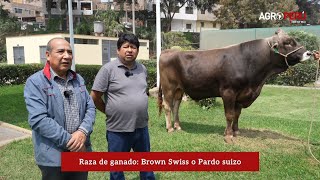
[[68, 0, 75, 71], [156, 0, 161, 87], [132, 0, 135, 34]]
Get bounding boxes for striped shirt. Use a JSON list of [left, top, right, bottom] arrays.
[[51, 68, 80, 134]]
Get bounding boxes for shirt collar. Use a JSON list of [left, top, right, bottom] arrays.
[[116, 58, 137, 70], [43, 61, 77, 81], [50, 67, 73, 81]]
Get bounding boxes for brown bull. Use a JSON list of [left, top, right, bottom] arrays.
[[158, 29, 312, 143]]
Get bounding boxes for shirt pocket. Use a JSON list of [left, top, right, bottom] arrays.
[[42, 86, 58, 120], [79, 84, 87, 99]]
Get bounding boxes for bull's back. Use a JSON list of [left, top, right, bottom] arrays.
[[159, 49, 226, 99]]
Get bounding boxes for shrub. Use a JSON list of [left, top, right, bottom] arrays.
[[75, 65, 101, 89], [139, 60, 157, 89], [267, 62, 317, 86], [196, 98, 217, 110], [0, 62, 157, 90], [162, 32, 194, 50], [0, 64, 43, 86]]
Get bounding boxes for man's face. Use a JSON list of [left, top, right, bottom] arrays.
[[46, 39, 72, 76], [117, 42, 139, 63]]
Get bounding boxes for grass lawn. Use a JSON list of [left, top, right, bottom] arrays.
[[1, 85, 320, 179]]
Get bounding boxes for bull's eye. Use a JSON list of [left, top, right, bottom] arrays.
[[284, 40, 293, 46]]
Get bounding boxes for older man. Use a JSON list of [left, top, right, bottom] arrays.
[[24, 38, 96, 180]]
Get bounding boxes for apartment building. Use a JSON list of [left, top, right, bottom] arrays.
[[149, 0, 220, 32], [0, 0, 45, 29]]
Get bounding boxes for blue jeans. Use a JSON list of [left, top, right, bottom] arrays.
[[107, 126, 155, 180]]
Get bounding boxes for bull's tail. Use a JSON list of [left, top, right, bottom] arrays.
[[157, 83, 163, 116]]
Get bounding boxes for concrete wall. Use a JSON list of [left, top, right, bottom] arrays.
[[6, 34, 62, 64], [200, 25, 320, 50]]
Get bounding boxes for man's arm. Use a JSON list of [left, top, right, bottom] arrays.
[[24, 77, 71, 149], [90, 90, 106, 114], [314, 51, 320, 60]]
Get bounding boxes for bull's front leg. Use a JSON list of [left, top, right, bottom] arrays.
[[221, 90, 238, 143], [232, 104, 242, 137]]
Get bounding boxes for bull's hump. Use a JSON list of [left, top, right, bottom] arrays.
[[183, 53, 195, 60]]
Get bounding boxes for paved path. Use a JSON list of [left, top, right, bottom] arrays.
[[0, 121, 31, 147]]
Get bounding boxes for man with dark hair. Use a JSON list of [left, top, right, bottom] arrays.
[[24, 38, 96, 180], [91, 33, 155, 180]]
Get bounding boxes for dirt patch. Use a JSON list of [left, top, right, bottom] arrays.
[[234, 128, 304, 154]]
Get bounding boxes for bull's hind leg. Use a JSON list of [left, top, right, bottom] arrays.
[[172, 89, 184, 131], [163, 94, 175, 133]]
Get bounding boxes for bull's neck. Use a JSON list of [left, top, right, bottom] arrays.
[[244, 38, 288, 84]]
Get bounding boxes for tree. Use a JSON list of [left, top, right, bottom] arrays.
[[95, 10, 125, 37], [0, 5, 20, 62], [214, 0, 299, 29], [160, 0, 219, 32], [296, 0, 320, 25]]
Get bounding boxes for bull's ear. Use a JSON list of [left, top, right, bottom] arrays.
[[272, 42, 279, 49], [275, 29, 284, 35]]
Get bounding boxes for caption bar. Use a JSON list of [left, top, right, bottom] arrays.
[[62, 152, 259, 171]]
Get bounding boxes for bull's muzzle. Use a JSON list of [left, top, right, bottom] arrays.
[[300, 51, 312, 62]]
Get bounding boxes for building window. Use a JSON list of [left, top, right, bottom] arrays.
[[14, 8, 23, 14], [66, 38, 98, 45], [51, 2, 57, 8], [201, 22, 204, 27], [39, 46, 47, 64], [61, 2, 66, 9], [72, 2, 77, 10], [185, 7, 193, 14], [81, 2, 91, 10], [174, 6, 179, 13], [201, 10, 205, 14], [186, 24, 192, 29]]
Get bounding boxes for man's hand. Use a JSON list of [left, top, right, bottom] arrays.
[[67, 130, 87, 152], [314, 51, 320, 60]]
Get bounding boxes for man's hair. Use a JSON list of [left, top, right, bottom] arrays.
[[117, 33, 140, 50], [46, 37, 68, 52]]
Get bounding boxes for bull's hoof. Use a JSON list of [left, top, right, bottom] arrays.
[[167, 128, 175, 133], [175, 126, 182, 131], [224, 135, 234, 144], [233, 130, 240, 137]]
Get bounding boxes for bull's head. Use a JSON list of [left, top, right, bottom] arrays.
[[269, 29, 312, 66]]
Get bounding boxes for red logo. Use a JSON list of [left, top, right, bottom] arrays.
[[283, 11, 307, 23]]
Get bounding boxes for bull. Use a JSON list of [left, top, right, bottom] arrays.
[[157, 29, 312, 143]]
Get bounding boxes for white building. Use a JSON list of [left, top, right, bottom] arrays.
[[149, 1, 220, 32], [6, 34, 150, 65]]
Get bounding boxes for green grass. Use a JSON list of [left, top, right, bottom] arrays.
[[1, 85, 320, 179]]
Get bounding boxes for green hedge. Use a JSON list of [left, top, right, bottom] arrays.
[[74, 65, 101, 89], [0, 61, 157, 90], [266, 62, 317, 86], [0, 64, 43, 86], [139, 60, 157, 89]]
